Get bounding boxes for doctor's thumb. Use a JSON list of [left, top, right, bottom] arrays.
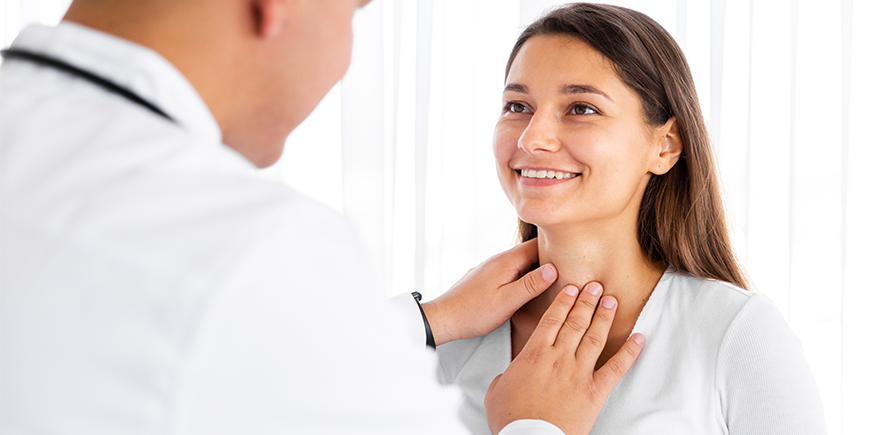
[[508, 263, 557, 304]]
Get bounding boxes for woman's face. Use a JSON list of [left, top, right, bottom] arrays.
[[494, 34, 671, 232]]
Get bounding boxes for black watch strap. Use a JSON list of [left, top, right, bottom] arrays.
[[411, 291, 436, 349]]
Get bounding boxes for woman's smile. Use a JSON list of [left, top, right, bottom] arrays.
[[518, 168, 579, 180], [515, 167, 581, 187]]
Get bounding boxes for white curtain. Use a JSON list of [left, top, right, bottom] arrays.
[[3, 1, 868, 433]]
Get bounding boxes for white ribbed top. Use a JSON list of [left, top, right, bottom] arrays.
[[437, 270, 827, 435]]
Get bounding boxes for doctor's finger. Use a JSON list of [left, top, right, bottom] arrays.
[[574, 295, 617, 369], [553, 281, 604, 354], [526, 285, 580, 347], [593, 333, 645, 393], [500, 262, 558, 308]]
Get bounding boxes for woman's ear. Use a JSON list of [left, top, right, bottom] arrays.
[[649, 117, 682, 175], [251, 0, 286, 39]]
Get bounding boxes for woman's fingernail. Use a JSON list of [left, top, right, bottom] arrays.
[[542, 264, 556, 281], [601, 296, 616, 309], [631, 334, 645, 345], [586, 282, 602, 296], [565, 285, 579, 297]]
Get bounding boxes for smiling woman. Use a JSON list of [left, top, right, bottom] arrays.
[[435, 4, 826, 434]]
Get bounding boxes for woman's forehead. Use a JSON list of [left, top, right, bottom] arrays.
[[507, 35, 618, 86], [506, 35, 638, 104]]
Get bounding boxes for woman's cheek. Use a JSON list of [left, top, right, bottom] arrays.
[[493, 126, 520, 162]]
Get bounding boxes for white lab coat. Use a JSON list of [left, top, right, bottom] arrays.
[[0, 23, 561, 435]]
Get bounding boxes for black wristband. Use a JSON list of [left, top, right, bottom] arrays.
[[411, 291, 436, 349]]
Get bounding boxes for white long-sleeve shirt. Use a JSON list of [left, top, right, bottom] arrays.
[[437, 270, 827, 434], [0, 22, 560, 435]]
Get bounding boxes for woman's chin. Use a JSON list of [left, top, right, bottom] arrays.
[[516, 213, 559, 231]]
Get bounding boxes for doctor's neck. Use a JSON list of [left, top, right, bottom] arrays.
[[62, 0, 315, 168], [519, 221, 666, 323]]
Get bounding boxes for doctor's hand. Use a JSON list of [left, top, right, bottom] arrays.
[[485, 283, 644, 435], [421, 239, 556, 346]]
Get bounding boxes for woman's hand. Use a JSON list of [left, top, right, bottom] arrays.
[[485, 282, 644, 435], [421, 239, 557, 346]]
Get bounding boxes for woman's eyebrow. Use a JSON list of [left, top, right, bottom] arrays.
[[561, 84, 613, 102], [503, 83, 612, 102], [503, 83, 528, 94]]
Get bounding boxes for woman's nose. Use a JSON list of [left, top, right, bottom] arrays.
[[517, 113, 561, 154]]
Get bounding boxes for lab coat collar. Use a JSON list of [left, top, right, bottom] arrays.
[[9, 22, 223, 145]]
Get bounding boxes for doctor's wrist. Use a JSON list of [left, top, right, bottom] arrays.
[[419, 300, 451, 347]]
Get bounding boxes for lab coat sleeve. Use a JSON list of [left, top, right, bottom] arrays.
[[388, 292, 431, 348], [500, 420, 566, 435], [383, 296, 568, 435]]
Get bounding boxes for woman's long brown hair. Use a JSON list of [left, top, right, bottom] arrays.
[[509, 3, 751, 290]]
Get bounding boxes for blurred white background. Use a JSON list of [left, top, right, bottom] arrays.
[[3, 0, 868, 433]]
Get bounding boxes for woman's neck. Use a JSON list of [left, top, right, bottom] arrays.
[[511, 220, 665, 360]]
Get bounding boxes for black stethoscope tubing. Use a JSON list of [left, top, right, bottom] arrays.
[[1, 48, 175, 123]]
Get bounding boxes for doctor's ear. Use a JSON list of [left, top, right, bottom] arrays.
[[251, 0, 287, 39], [649, 117, 682, 176]]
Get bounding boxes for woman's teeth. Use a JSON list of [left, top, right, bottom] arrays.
[[520, 169, 579, 180]]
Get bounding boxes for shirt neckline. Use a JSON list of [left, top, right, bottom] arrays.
[[9, 22, 223, 145], [630, 267, 675, 338], [504, 268, 676, 362]]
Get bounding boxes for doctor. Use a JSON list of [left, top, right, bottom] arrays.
[[0, 0, 644, 434]]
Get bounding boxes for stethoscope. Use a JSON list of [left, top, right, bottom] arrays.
[[1, 48, 175, 123]]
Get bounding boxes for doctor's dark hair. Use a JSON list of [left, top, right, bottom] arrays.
[[508, 3, 750, 290]]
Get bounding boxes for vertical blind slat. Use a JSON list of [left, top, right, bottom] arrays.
[[791, 2, 844, 434], [414, 0, 434, 292], [838, 0, 852, 427], [841, 1, 870, 432], [745, 0, 792, 313]]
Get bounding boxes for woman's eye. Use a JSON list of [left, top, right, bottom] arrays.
[[570, 104, 597, 115], [505, 102, 531, 114]]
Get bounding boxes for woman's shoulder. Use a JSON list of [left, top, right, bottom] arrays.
[[660, 269, 778, 324], [666, 271, 829, 433], [664, 269, 752, 300], [647, 270, 791, 353]]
